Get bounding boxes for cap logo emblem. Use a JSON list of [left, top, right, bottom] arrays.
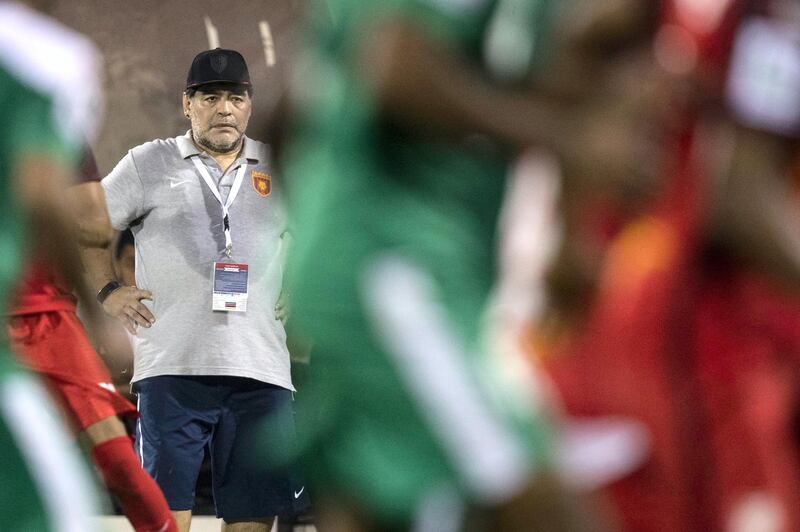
[[252, 171, 271, 196], [210, 53, 228, 74]]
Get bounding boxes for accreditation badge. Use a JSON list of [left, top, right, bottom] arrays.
[[212, 262, 249, 312]]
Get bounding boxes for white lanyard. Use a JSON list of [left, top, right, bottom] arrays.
[[191, 155, 248, 257]]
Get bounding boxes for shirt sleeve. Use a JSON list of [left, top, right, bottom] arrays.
[[8, 87, 76, 172], [101, 150, 146, 231]]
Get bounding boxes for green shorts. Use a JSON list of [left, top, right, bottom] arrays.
[[282, 253, 554, 526], [0, 365, 101, 531]]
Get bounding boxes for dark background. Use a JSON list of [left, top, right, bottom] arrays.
[[50, 0, 304, 174]]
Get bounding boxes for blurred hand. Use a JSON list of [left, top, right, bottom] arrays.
[[102, 286, 155, 334]]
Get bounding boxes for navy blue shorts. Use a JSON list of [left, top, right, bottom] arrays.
[[133, 375, 308, 520]]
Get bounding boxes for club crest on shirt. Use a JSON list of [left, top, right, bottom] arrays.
[[252, 170, 271, 196]]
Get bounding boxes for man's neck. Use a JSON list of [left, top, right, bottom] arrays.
[[192, 136, 244, 173]]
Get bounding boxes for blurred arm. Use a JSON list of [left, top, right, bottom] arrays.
[[358, 17, 569, 152], [13, 153, 96, 313], [358, 0, 654, 149], [359, 4, 661, 193]]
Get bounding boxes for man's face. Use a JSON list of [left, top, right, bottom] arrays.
[[183, 86, 252, 154]]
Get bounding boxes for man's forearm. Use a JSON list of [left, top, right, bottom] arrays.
[[80, 245, 118, 293], [67, 182, 155, 332], [67, 182, 119, 293]]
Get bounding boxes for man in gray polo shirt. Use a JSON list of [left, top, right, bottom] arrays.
[[81, 48, 302, 532]]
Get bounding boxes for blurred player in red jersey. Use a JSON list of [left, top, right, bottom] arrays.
[[686, 1, 800, 530], [540, 1, 800, 531], [7, 148, 177, 532], [512, 3, 705, 530]]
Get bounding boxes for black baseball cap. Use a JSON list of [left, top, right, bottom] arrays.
[[186, 48, 251, 90]]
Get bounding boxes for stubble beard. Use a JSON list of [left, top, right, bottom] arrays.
[[193, 127, 243, 154]]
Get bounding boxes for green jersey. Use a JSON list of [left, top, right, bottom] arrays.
[[0, 3, 98, 333], [0, 68, 72, 335], [0, 3, 103, 530], [287, 0, 554, 348], [279, 0, 558, 524], [0, 0, 100, 370]]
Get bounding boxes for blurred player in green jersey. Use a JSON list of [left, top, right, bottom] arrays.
[[269, 1, 600, 530], [0, 2, 105, 530]]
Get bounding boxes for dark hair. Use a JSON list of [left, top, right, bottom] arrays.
[[184, 82, 252, 99]]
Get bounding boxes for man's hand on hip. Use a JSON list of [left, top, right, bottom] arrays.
[[102, 286, 155, 334]]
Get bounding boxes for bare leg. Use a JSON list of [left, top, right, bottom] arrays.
[[172, 510, 192, 532], [315, 499, 375, 532], [77, 415, 127, 447], [221, 517, 275, 531]]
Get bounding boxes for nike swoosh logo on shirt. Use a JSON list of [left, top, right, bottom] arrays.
[[169, 180, 193, 188], [294, 486, 305, 499]]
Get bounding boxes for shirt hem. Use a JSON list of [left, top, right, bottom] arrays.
[[130, 367, 294, 391]]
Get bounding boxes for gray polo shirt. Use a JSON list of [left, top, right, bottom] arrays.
[[102, 131, 293, 390]]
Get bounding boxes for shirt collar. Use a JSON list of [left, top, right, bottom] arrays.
[[177, 130, 260, 163]]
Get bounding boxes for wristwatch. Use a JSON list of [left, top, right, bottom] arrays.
[[97, 280, 123, 304]]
